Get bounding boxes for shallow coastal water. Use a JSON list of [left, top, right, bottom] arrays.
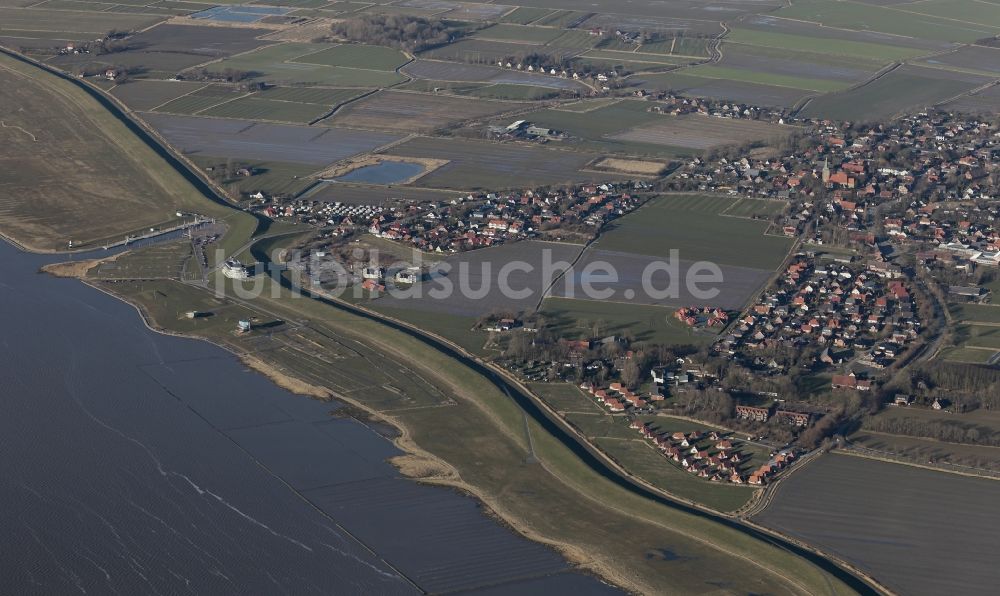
[[0, 241, 616, 594]]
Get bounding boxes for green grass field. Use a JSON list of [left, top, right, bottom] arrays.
[[540, 297, 713, 346], [529, 382, 606, 414], [499, 6, 553, 24], [257, 86, 364, 105], [774, 0, 1000, 42], [950, 303, 1000, 324], [954, 324, 1000, 350], [685, 64, 850, 93], [597, 194, 793, 270], [472, 23, 565, 44], [594, 437, 755, 512], [801, 65, 987, 122], [203, 43, 404, 86], [724, 27, 927, 62], [724, 198, 788, 219], [200, 96, 330, 122], [292, 44, 410, 70], [941, 346, 999, 364]]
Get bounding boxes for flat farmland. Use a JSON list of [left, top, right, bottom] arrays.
[[725, 198, 787, 219], [189, 155, 319, 196], [470, 23, 565, 44], [499, 6, 552, 24], [849, 431, 1000, 471], [0, 53, 236, 251], [801, 65, 991, 121], [109, 80, 205, 111], [140, 112, 401, 165], [539, 296, 711, 345], [528, 382, 605, 415], [919, 45, 1000, 76], [755, 454, 1000, 596], [204, 42, 405, 86], [954, 323, 1000, 350], [0, 7, 164, 36], [596, 194, 793, 270], [944, 84, 1000, 114], [292, 44, 409, 70], [368, 240, 585, 317], [153, 84, 247, 115], [440, 2, 513, 21], [685, 64, 850, 94], [402, 59, 588, 91], [324, 90, 527, 133], [711, 43, 883, 87], [257, 86, 364, 105], [950, 302, 1000, 323], [547, 247, 772, 310], [200, 96, 331, 122], [592, 437, 756, 513], [724, 26, 933, 61], [387, 136, 618, 189], [609, 113, 796, 151], [774, 0, 1000, 42], [419, 39, 586, 64], [898, 0, 1000, 29], [940, 346, 997, 364], [629, 71, 813, 108], [577, 12, 723, 37], [303, 182, 460, 204]]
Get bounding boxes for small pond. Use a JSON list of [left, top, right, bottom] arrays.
[[336, 160, 425, 184]]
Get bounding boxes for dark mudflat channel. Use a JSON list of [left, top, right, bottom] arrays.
[[0, 241, 615, 594], [755, 454, 1000, 596]]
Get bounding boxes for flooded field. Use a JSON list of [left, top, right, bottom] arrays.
[[0, 241, 615, 594]]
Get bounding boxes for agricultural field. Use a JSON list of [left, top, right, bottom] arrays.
[[608, 112, 796, 151], [918, 44, 1000, 77], [756, 454, 1000, 596], [303, 182, 461, 204], [324, 90, 527, 133], [366, 240, 585, 317], [189, 155, 320, 196], [140, 112, 401, 166], [940, 346, 999, 365], [723, 26, 933, 61], [528, 382, 605, 415], [724, 198, 788, 219], [418, 38, 585, 64], [49, 23, 275, 78], [953, 323, 1000, 350], [547, 247, 773, 311], [525, 100, 693, 156], [203, 42, 406, 86], [0, 52, 241, 251], [708, 42, 884, 89], [596, 194, 793, 270], [292, 44, 410, 70], [387, 136, 618, 189], [0, 7, 164, 38], [151, 84, 247, 115], [402, 58, 588, 91], [499, 6, 552, 24], [471, 23, 567, 44], [629, 71, 814, 108], [800, 65, 991, 122], [849, 430, 1000, 471], [109, 79, 206, 111], [942, 84, 1000, 115], [949, 302, 1000, 324], [539, 297, 712, 346], [772, 0, 1000, 43], [200, 96, 332, 123]]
